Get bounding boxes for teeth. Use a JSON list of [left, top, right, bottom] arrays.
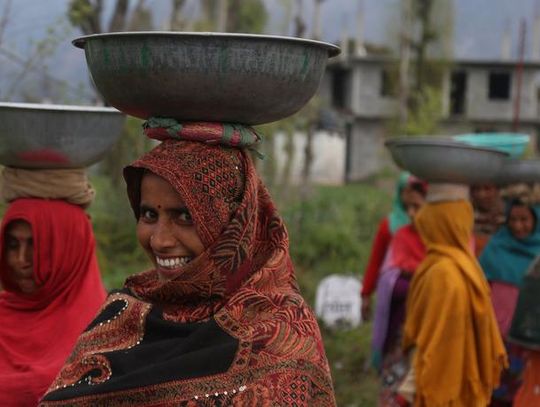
[[156, 256, 192, 269]]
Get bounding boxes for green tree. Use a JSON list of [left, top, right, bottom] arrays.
[[394, 0, 454, 136]]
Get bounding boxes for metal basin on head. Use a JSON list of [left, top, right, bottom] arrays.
[[497, 159, 540, 185], [385, 137, 508, 184], [0, 102, 125, 169], [72, 31, 340, 125]]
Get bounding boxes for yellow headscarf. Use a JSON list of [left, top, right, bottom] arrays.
[[403, 200, 507, 407]]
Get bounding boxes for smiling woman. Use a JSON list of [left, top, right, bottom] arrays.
[[137, 171, 205, 281], [41, 122, 336, 406]]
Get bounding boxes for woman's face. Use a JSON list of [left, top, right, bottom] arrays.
[[508, 205, 536, 240], [136, 172, 205, 281], [4, 220, 37, 294], [470, 184, 499, 212], [401, 188, 426, 223]]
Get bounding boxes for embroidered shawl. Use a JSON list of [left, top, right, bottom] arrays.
[[41, 139, 335, 406]]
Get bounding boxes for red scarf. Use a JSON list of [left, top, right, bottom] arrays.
[[0, 199, 106, 407], [389, 224, 426, 273], [43, 139, 335, 406]]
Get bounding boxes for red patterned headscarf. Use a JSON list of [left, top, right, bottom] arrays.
[[42, 128, 335, 406]]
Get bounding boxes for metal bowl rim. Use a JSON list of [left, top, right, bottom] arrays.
[[0, 102, 123, 115], [72, 31, 341, 57], [502, 158, 540, 166], [385, 138, 509, 157]]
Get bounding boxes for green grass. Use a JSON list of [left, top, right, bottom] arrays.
[[89, 177, 391, 405], [281, 183, 390, 406]]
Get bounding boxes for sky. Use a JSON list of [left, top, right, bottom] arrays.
[[1, 0, 540, 103]]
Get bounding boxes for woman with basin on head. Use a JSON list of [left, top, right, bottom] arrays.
[[470, 183, 506, 257], [370, 177, 427, 370], [0, 169, 107, 407], [384, 184, 507, 407], [41, 121, 336, 406], [361, 172, 420, 322], [372, 178, 428, 404], [479, 199, 540, 406]]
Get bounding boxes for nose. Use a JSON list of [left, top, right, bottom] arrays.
[[17, 244, 32, 267], [150, 221, 176, 251]]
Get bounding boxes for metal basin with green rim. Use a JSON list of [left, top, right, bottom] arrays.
[[72, 32, 340, 125]]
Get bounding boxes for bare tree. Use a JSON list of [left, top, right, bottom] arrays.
[[0, 0, 12, 46]]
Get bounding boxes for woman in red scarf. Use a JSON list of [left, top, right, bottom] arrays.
[[0, 199, 107, 407], [41, 122, 335, 406], [371, 180, 427, 406]]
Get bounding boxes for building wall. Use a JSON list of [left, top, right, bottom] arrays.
[[271, 130, 346, 185], [464, 68, 536, 121], [346, 120, 389, 181], [351, 64, 398, 117]]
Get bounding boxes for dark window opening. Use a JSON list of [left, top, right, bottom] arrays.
[[380, 69, 397, 97], [474, 126, 497, 133], [489, 71, 511, 100], [450, 70, 467, 115], [331, 68, 348, 109]]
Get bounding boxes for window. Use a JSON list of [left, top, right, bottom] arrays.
[[450, 71, 467, 115], [489, 71, 511, 100], [331, 68, 348, 108], [380, 69, 396, 97]]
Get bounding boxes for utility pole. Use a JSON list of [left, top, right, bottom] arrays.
[[513, 19, 526, 131], [399, 0, 412, 126]]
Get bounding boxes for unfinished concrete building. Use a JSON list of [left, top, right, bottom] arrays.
[[320, 54, 540, 182]]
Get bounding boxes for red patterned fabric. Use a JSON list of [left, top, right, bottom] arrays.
[[0, 199, 106, 407], [42, 140, 335, 406]]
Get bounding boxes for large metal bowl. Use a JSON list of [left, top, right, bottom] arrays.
[[0, 102, 125, 169], [497, 159, 540, 185], [72, 32, 340, 124], [385, 137, 508, 184]]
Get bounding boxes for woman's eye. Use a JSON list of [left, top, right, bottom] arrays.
[[140, 208, 157, 222], [5, 238, 18, 250], [177, 209, 193, 223]]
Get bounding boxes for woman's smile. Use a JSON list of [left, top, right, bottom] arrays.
[[155, 255, 193, 269]]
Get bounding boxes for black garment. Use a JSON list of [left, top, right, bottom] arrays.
[[44, 297, 238, 401]]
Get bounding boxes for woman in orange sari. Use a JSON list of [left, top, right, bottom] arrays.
[[393, 192, 507, 406]]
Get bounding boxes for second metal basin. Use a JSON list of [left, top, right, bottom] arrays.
[[0, 102, 125, 169], [385, 137, 508, 184]]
